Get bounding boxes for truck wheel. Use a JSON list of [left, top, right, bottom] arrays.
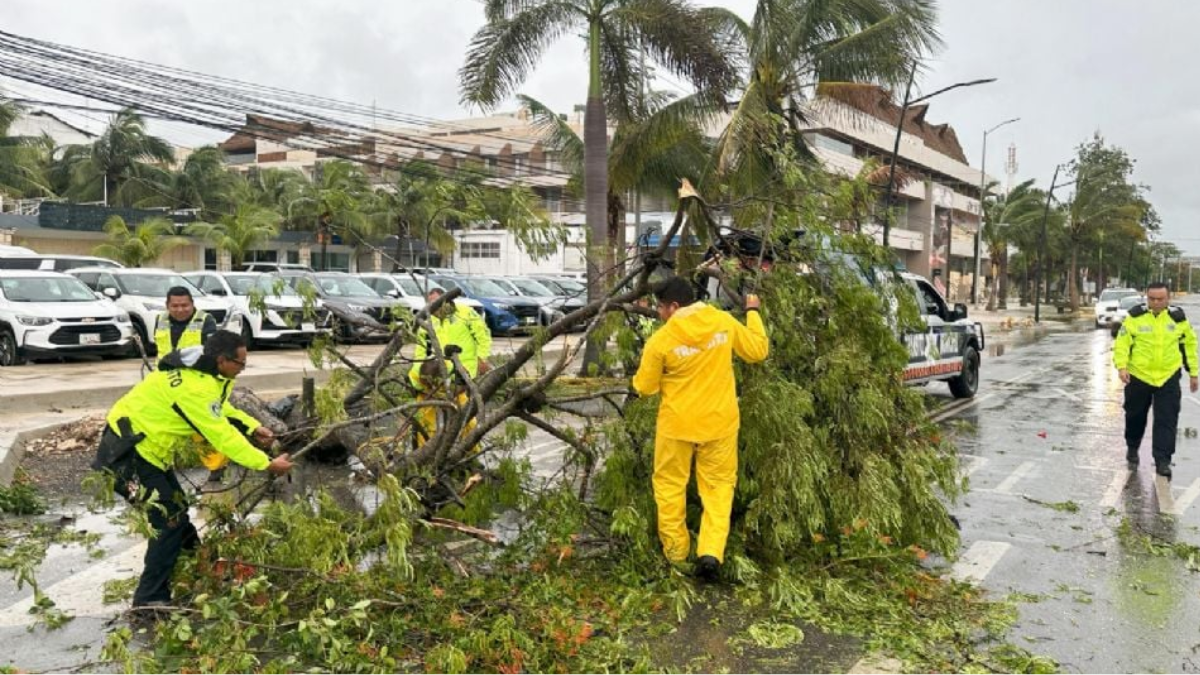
[[948, 346, 980, 399], [0, 329, 24, 366]]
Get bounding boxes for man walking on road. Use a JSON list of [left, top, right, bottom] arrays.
[[92, 330, 292, 612], [1114, 282, 1199, 479], [633, 277, 769, 581], [154, 286, 216, 356]]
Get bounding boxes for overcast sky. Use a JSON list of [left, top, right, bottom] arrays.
[[4, 0, 1198, 253]]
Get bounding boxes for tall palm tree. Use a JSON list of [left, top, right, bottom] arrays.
[[159, 146, 239, 216], [92, 215, 186, 268], [0, 97, 55, 200], [460, 0, 737, 299], [521, 92, 714, 269], [185, 204, 282, 270], [981, 179, 1041, 311], [58, 107, 174, 207], [705, 0, 941, 198], [374, 161, 478, 269], [288, 160, 375, 270]]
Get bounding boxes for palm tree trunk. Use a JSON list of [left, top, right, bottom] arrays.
[[607, 191, 625, 280], [997, 248, 1009, 309], [581, 17, 610, 374], [986, 259, 999, 312]]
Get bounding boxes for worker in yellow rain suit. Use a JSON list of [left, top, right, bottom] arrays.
[[408, 289, 491, 447], [633, 276, 769, 581]]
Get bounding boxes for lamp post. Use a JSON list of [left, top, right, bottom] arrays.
[[882, 66, 998, 249], [972, 117, 1019, 305]]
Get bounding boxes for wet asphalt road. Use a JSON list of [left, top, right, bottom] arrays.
[[932, 296, 1200, 674], [8, 301, 1200, 672]]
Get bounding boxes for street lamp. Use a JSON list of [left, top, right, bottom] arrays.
[[882, 64, 998, 249], [971, 117, 1020, 305]]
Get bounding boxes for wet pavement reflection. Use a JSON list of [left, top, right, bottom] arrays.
[[936, 297, 1200, 673]]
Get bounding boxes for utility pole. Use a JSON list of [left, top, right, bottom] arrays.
[[972, 117, 1019, 305], [1034, 164, 1061, 323]]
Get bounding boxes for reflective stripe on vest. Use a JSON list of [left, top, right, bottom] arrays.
[[155, 310, 208, 354]]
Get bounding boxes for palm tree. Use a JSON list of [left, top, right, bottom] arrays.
[[981, 179, 1041, 311], [521, 92, 714, 270], [460, 0, 737, 299], [374, 161, 477, 269], [288, 160, 374, 270], [705, 0, 941, 198], [159, 146, 239, 216], [57, 107, 174, 207], [92, 215, 187, 268], [185, 204, 282, 270], [0, 97, 55, 200]]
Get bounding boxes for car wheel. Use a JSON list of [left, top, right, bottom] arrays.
[[948, 346, 980, 399], [130, 319, 153, 358], [0, 329, 25, 366], [241, 319, 255, 351]]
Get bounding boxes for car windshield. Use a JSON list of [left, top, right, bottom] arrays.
[[0, 276, 97, 302], [1100, 289, 1139, 303], [511, 278, 555, 297], [226, 274, 298, 297], [1119, 296, 1145, 310], [317, 275, 380, 298], [461, 278, 509, 297], [487, 279, 521, 296], [117, 274, 201, 297], [394, 277, 427, 296]]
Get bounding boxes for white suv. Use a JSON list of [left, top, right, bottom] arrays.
[[68, 267, 240, 355], [0, 270, 133, 366], [1093, 288, 1140, 328], [185, 271, 329, 347], [357, 273, 486, 317]]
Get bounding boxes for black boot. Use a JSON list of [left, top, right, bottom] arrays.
[[695, 555, 720, 582]]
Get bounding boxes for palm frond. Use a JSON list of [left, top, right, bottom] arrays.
[[516, 94, 584, 175], [459, 1, 581, 109]]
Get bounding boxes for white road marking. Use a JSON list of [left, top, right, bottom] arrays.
[[1155, 475, 1177, 514], [0, 541, 145, 627], [951, 540, 1012, 582], [1052, 387, 1082, 402], [988, 461, 1036, 495], [1100, 469, 1133, 509], [961, 454, 989, 477], [1161, 478, 1200, 516]]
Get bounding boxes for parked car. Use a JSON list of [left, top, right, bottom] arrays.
[[241, 262, 314, 273], [357, 273, 486, 318], [428, 274, 534, 335], [1107, 295, 1147, 338], [1094, 288, 1140, 328], [0, 270, 133, 365], [185, 271, 330, 347], [486, 276, 587, 327], [0, 254, 124, 272], [67, 267, 238, 355], [529, 275, 587, 299], [279, 271, 402, 342]]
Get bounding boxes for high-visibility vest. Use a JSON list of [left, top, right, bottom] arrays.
[[154, 310, 208, 355]]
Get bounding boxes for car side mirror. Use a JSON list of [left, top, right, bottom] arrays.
[[103, 287, 121, 300], [952, 302, 969, 321], [385, 289, 399, 298]]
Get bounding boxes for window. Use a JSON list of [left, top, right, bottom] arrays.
[[809, 133, 854, 156], [460, 241, 501, 259], [204, 248, 218, 271], [286, 250, 300, 264], [244, 250, 278, 263], [73, 272, 100, 289], [324, 253, 351, 272], [199, 275, 226, 295], [912, 280, 947, 320]]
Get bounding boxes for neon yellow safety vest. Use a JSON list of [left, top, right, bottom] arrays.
[[107, 363, 267, 472], [155, 309, 209, 355], [408, 303, 492, 388], [1114, 305, 1200, 387]]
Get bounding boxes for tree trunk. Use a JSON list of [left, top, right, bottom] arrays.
[[581, 18, 610, 375], [998, 248, 1010, 309], [986, 259, 999, 312], [607, 191, 625, 284], [1068, 246, 1080, 311]]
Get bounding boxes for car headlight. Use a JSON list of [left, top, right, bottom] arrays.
[[115, 313, 130, 323], [493, 303, 512, 311], [15, 315, 52, 326], [142, 301, 165, 311]]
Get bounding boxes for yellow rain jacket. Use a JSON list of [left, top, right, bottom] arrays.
[[408, 303, 492, 388], [108, 348, 268, 472], [633, 303, 769, 442], [1114, 305, 1200, 387]]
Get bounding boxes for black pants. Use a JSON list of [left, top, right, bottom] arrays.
[[104, 431, 199, 606], [1124, 371, 1182, 468]]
